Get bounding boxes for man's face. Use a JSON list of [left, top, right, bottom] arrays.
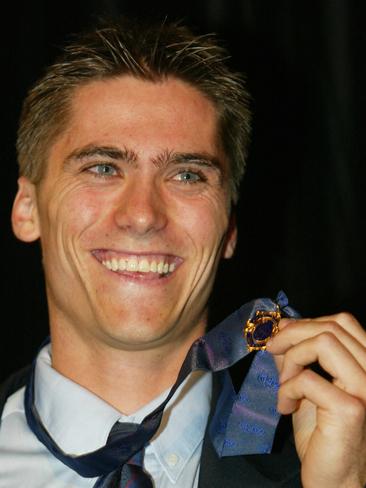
[[15, 76, 236, 351]]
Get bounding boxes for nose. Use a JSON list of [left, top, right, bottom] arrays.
[[113, 178, 168, 236]]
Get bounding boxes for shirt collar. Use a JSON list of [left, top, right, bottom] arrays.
[[34, 344, 212, 482], [34, 344, 121, 454], [147, 370, 212, 483]]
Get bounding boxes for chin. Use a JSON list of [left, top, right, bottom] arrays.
[[97, 314, 174, 348]]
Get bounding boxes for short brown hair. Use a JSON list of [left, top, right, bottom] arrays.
[[17, 17, 251, 202]]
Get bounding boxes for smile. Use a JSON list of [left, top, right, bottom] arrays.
[[92, 250, 180, 276]]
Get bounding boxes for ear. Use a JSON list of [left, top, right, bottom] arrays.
[[222, 211, 237, 259], [11, 176, 40, 242]]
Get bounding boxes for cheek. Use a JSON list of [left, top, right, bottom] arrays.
[[174, 196, 229, 250], [67, 192, 102, 234], [42, 187, 105, 240]]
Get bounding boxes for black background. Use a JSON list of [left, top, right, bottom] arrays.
[[1, 1, 365, 381]]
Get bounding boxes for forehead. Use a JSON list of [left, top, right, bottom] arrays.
[[70, 74, 218, 118], [52, 75, 224, 161]]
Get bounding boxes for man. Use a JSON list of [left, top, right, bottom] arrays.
[[1, 17, 366, 487]]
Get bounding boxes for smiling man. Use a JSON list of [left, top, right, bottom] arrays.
[[18, 74, 236, 415], [1, 17, 366, 488]]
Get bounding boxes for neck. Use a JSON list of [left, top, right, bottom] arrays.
[[50, 323, 205, 415]]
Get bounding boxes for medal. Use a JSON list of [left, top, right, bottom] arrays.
[[244, 305, 281, 352]]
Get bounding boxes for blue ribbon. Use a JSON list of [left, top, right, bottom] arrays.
[[24, 291, 300, 478]]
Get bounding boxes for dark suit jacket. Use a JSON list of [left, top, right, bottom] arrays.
[[198, 371, 302, 487], [0, 366, 302, 487]]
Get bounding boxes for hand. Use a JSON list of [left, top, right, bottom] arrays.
[[267, 313, 366, 488]]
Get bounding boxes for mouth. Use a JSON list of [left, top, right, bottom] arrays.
[[92, 250, 182, 278]]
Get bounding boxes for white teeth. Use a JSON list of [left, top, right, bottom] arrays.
[[102, 257, 176, 275], [127, 259, 138, 271], [138, 259, 150, 272]]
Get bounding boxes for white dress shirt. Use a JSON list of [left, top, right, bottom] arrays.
[[0, 345, 212, 487]]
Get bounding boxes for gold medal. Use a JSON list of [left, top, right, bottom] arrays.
[[244, 306, 281, 352]]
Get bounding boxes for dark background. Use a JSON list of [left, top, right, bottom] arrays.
[[1, 1, 365, 381]]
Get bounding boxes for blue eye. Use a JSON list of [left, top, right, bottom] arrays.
[[175, 171, 203, 183], [87, 164, 118, 176]]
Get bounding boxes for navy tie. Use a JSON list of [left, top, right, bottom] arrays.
[[119, 450, 153, 488], [24, 292, 300, 482], [95, 422, 153, 488]]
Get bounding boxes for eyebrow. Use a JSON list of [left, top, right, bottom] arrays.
[[159, 151, 223, 171], [64, 145, 138, 167]]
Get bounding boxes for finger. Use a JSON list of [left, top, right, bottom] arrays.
[[278, 332, 366, 405], [280, 312, 366, 347], [278, 368, 366, 419], [268, 320, 366, 371]]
